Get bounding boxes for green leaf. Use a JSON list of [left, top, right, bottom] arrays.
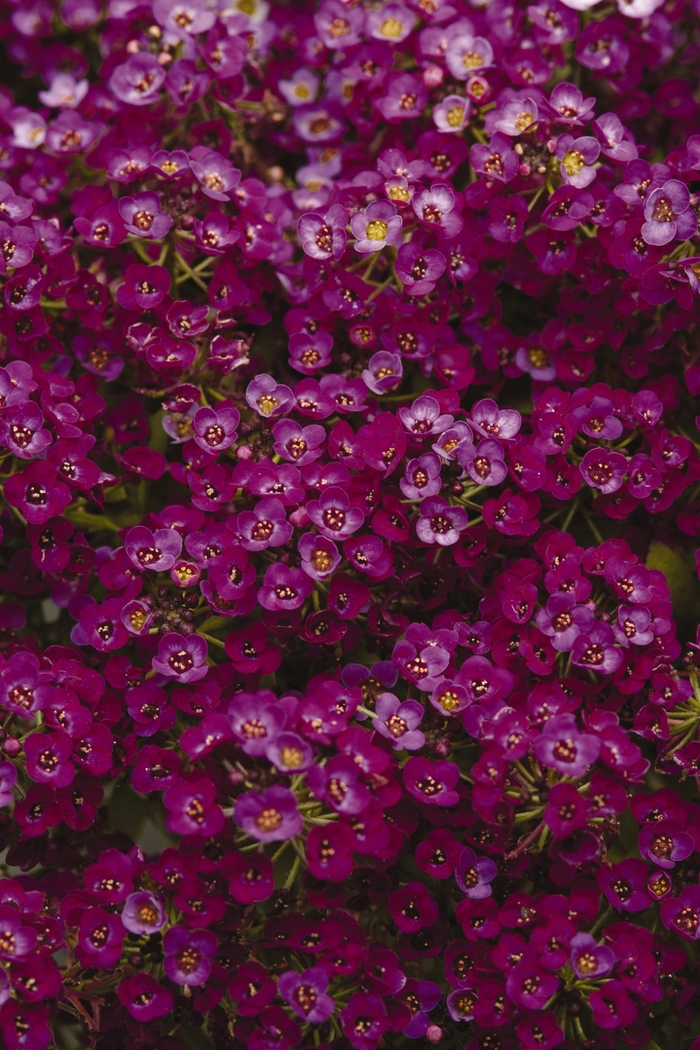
[[173, 1020, 215, 1050], [645, 542, 700, 642], [108, 783, 150, 841], [199, 615, 231, 634]]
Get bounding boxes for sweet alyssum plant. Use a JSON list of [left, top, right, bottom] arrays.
[[2, 0, 700, 1047]]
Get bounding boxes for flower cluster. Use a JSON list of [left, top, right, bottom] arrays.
[[2, 0, 700, 1048]]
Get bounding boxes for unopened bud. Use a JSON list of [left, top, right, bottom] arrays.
[[423, 64, 443, 88]]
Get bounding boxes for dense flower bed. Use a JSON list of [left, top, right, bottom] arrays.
[[1, 0, 700, 1047]]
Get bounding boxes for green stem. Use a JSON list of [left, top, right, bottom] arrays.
[[199, 632, 226, 649], [283, 854, 301, 890], [589, 904, 613, 937]]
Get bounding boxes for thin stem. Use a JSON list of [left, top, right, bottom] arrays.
[[283, 853, 301, 890], [199, 632, 226, 649]]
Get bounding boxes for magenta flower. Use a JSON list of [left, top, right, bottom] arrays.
[[403, 757, 460, 806], [117, 974, 173, 1021], [163, 925, 216, 986], [163, 775, 224, 837], [416, 497, 468, 546], [109, 53, 165, 106], [375, 72, 428, 123], [298, 204, 348, 261], [433, 95, 471, 133], [234, 785, 303, 842], [124, 525, 183, 572], [121, 891, 167, 935], [76, 907, 125, 968], [455, 846, 497, 898], [533, 714, 601, 776], [151, 633, 208, 683], [279, 967, 335, 1022], [642, 178, 697, 245], [350, 200, 402, 254], [116, 263, 170, 310], [372, 694, 425, 750], [571, 623, 623, 674], [413, 183, 463, 238], [117, 191, 172, 239], [190, 147, 241, 201], [580, 448, 628, 494]]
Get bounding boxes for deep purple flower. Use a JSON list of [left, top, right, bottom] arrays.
[[350, 200, 402, 254], [307, 486, 364, 540], [433, 95, 471, 133], [163, 925, 216, 986], [24, 731, 74, 788], [4, 265, 44, 312], [535, 593, 594, 651], [289, 330, 334, 374], [471, 133, 519, 182], [395, 244, 446, 295], [570, 932, 616, 979], [494, 97, 539, 136], [226, 692, 285, 755], [375, 73, 428, 123], [507, 960, 560, 1010], [121, 891, 167, 935], [638, 818, 694, 869], [124, 525, 183, 573], [415, 497, 467, 546], [117, 974, 173, 1021], [76, 907, 125, 968], [190, 147, 241, 201], [246, 374, 295, 418], [589, 980, 638, 1030], [533, 714, 601, 776], [163, 775, 224, 837], [273, 419, 325, 465], [598, 859, 651, 912], [642, 179, 697, 246], [234, 785, 303, 842], [571, 623, 623, 675], [614, 604, 654, 647], [455, 846, 497, 898], [580, 448, 628, 494], [400, 454, 443, 500], [372, 694, 425, 750], [413, 183, 463, 238], [459, 438, 508, 486], [362, 351, 403, 395], [279, 967, 334, 1022], [404, 757, 459, 806], [660, 885, 700, 939], [116, 264, 170, 310], [298, 204, 348, 261], [238, 497, 292, 552], [315, 0, 365, 48], [0, 222, 36, 276], [266, 732, 314, 774], [258, 564, 313, 612], [340, 993, 390, 1050], [298, 534, 341, 581], [109, 53, 165, 106], [0, 402, 51, 460], [151, 633, 208, 683], [118, 191, 172, 239]]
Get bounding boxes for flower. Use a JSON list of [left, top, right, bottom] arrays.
[[163, 925, 216, 986], [279, 967, 335, 1022], [234, 785, 303, 842]]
